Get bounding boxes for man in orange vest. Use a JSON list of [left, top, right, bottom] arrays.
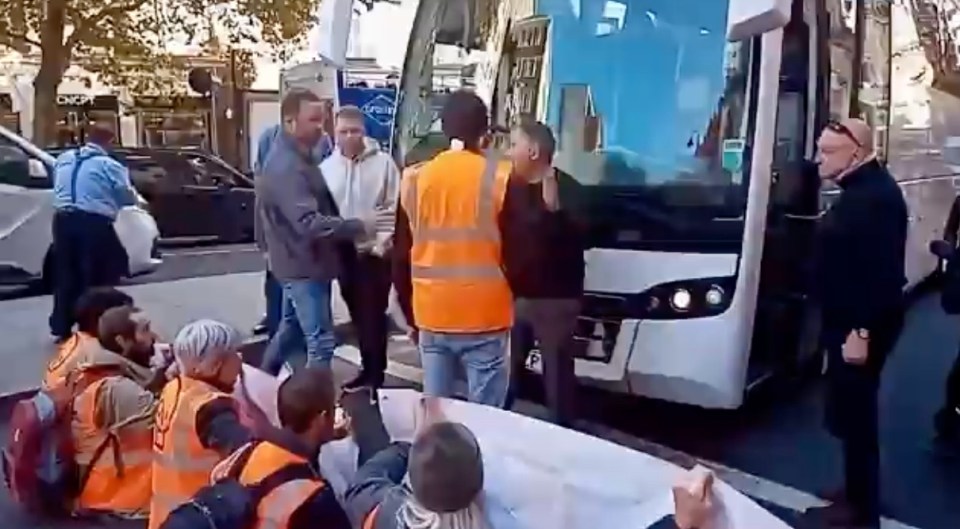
[[149, 319, 253, 529], [44, 287, 134, 389], [71, 304, 167, 519], [204, 367, 350, 529], [393, 90, 514, 407]]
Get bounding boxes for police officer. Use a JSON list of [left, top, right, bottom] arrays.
[[49, 122, 137, 342], [805, 118, 907, 529]]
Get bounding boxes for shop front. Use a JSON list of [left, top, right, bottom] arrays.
[[54, 94, 120, 147], [133, 95, 212, 149], [0, 94, 19, 133]]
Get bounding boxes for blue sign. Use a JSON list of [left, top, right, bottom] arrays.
[[336, 71, 398, 153]]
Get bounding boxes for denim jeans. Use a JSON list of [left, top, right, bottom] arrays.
[[419, 330, 510, 408], [263, 270, 282, 338], [261, 279, 336, 374]]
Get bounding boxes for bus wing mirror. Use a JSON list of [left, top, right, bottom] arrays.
[[727, 0, 791, 41]]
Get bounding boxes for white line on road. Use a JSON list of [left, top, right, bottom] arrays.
[[165, 246, 261, 257], [333, 344, 923, 529]]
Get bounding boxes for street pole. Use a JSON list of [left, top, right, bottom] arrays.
[[230, 47, 243, 167]]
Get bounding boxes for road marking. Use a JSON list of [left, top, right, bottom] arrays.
[[165, 246, 261, 257], [333, 343, 924, 529]]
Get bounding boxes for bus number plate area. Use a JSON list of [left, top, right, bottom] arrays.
[[523, 318, 619, 372]]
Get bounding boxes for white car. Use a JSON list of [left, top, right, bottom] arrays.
[[0, 125, 161, 290]]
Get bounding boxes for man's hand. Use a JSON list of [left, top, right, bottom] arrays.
[[408, 328, 419, 345], [673, 468, 716, 529], [414, 396, 446, 436], [842, 331, 869, 365], [333, 410, 352, 441]]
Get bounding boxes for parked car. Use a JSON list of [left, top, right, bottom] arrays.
[[48, 146, 256, 244], [0, 126, 162, 289]]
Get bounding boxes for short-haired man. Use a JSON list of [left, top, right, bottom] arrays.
[[256, 90, 375, 375], [49, 122, 137, 342], [805, 118, 907, 529], [393, 90, 515, 407], [502, 120, 586, 428], [253, 100, 334, 339], [44, 287, 134, 389], [322, 105, 400, 390], [69, 305, 164, 518]]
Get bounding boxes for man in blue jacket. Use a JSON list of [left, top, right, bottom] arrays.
[[252, 115, 333, 338], [49, 123, 137, 341]]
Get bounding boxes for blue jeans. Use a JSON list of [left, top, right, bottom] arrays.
[[419, 330, 510, 407], [261, 280, 336, 374], [264, 270, 282, 338]]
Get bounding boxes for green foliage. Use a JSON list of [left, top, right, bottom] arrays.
[[0, 0, 325, 142]]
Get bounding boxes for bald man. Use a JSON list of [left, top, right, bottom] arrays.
[[806, 118, 907, 529]]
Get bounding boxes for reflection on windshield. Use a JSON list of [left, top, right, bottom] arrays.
[[537, 0, 751, 191]]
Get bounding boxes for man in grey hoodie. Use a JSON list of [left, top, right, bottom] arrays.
[[256, 89, 374, 374], [321, 105, 400, 390]]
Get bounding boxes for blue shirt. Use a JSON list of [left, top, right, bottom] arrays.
[[52, 144, 137, 220], [254, 125, 332, 173]]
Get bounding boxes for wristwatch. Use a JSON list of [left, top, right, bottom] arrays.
[[855, 328, 870, 340]]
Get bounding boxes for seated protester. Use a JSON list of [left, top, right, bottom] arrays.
[[149, 319, 252, 529], [343, 396, 492, 529], [204, 367, 350, 529], [71, 305, 164, 519], [44, 287, 134, 390]]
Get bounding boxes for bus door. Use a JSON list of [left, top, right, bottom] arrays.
[[753, 0, 826, 374]]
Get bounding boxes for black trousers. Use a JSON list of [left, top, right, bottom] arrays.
[[507, 298, 581, 427], [935, 345, 960, 436], [339, 251, 392, 386], [49, 209, 127, 338], [823, 307, 904, 525]]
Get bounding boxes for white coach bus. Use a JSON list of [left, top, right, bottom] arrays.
[[391, 0, 958, 409]]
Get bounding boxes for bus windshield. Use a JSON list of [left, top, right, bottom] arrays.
[[538, 0, 753, 209]]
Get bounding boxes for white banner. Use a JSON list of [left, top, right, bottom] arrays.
[[236, 371, 793, 529]]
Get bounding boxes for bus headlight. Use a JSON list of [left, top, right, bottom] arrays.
[[705, 286, 724, 306], [669, 289, 692, 311]]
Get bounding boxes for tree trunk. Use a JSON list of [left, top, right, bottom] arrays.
[[32, 0, 69, 147]]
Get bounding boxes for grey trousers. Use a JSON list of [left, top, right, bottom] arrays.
[[509, 298, 581, 426]]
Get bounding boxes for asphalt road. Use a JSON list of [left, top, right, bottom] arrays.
[[0, 244, 956, 527]]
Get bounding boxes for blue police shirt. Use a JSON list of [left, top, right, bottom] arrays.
[[52, 144, 137, 220], [254, 125, 332, 173]]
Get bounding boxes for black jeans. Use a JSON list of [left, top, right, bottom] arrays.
[[49, 209, 127, 337], [263, 270, 282, 338], [507, 298, 581, 427], [823, 307, 904, 525], [339, 251, 392, 387]]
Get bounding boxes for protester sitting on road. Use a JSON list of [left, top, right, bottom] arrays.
[[43, 287, 134, 390], [343, 395, 492, 529], [202, 367, 351, 529], [149, 319, 253, 529], [70, 305, 165, 519]]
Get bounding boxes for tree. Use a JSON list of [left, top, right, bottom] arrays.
[[910, 0, 960, 96], [0, 0, 321, 146]]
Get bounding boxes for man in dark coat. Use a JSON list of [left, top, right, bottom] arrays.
[[805, 118, 907, 529]]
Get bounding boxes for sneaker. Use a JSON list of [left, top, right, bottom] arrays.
[[342, 372, 370, 392], [803, 504, 879, 529]]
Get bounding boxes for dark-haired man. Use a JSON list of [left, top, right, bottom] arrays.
[[502, 121, 586, 428], [256, 89, 375, 375], [69, 305, 164, 518], [200, 367, 350, 529], [49, 122, 137, 342], [44, 286, 134, 389], [393, 90, 514, 407]]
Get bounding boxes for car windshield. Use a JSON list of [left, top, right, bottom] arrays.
[[537, 0, 751, 198]]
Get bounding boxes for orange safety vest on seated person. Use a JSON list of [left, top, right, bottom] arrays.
[[44, 332, 95, 389], [210, 441, 325, 529], [148, 376, 232, 529], [72, 375, 154, 516], [401, 149, 513, 333]]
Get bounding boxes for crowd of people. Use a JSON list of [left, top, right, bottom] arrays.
[[37, 76, 946, 529]]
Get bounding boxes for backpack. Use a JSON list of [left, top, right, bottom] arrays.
[[1, 365, 122, 515], [159, 441, 316, 529]]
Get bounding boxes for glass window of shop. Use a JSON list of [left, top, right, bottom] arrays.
[[139, 111, 211, 148], [53, 95, 120, 147], [0, 95, 19, 133]]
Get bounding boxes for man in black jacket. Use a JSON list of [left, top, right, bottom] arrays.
[[501, 120, 586, 427], [805, 118, 907, 529]]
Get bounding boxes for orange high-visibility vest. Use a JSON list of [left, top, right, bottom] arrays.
[[148, 377, 230, 529], [400, 150, 513, 332], [44, 332, 95, 389], [210, 441, 324, 529], [72, 376, 153, 516]]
